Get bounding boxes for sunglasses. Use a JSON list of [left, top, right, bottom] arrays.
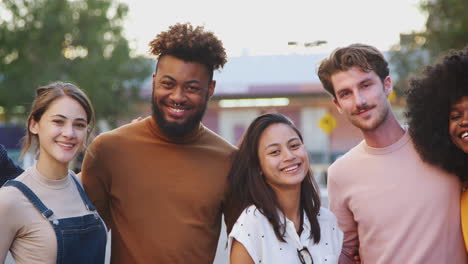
[[297, 247, 313, 264]]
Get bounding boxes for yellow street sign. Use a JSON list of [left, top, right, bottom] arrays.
[[318, 112, 337, 134], [388, 90, 397, 103]]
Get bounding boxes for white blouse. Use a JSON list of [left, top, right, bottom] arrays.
[[228, 205, 343, 264]]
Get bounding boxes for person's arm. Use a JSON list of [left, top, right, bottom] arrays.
[[0, 189, 21, 262], [328, 171, 359, 264], [0, 145, 24, 186], [227, 206, 263, 264], [81, 135, 112, 229], [230, 239, 255, 264]]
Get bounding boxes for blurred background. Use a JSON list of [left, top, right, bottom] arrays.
[[1, 0, 467, 262]]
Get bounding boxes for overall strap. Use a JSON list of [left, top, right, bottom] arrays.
[[70, 175, 96, 211], [3, 180, 54, 219]]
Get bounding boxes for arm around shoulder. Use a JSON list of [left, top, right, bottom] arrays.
[[81, 135, 112, 228]]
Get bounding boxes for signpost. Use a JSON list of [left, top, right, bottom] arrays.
[[318, 112, 337, 134]]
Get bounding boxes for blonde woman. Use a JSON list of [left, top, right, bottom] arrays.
[[0, 82, 106, 264]]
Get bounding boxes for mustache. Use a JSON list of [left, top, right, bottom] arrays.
[[167, 101, 192, 108], [352, 104, 373, 114]]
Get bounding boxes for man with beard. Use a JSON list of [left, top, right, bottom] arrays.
[[317, 44, 466, 263], [81, 23, 236, 263]]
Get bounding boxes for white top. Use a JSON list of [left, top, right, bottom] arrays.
[[228, 205, 343, 264]]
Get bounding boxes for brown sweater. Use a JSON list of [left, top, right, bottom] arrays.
[[82, 117, 236, 263]]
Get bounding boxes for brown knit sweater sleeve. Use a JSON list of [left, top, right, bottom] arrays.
[[82, 133, 112, 228]]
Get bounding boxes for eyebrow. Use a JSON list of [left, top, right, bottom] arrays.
[[264, 137, 301, 150], [51, 114, 87, 122], [336, 77, 374, 93], [160, 75, 202, 85], [451, 103, 464, 110], [186, 80, 201, 85], [160, 75, 176, 81], [359, 78, 373, 85]]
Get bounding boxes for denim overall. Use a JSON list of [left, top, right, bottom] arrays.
[[4, 176, 107, 264]]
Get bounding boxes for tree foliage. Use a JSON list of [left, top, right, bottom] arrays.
[[0, 0, 152, 124], [389, 0, 468, 91]]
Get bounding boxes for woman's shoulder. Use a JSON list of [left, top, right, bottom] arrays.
[[317, 207, 338, 221], [0, 177, 30, 214], [230, 204, 274, 236], [236, 205, 269, 224], [1, 167, 31, 191], [314, 207, 343, 246]]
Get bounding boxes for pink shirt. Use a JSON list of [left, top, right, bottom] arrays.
[[328, 132, 466, 263]]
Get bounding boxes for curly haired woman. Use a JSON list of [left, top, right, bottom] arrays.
[[406, 47, 468, 250]]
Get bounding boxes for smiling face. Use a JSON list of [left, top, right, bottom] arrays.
[[152, 55, 215, 138], [30, 96, 88, 170], [449, 96, 468, 153], [257, 123, 309, 190], [331, 66, 392, 132]]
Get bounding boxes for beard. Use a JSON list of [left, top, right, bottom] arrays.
[[350, 103, 390, 132], [151, 94, 209, 139]]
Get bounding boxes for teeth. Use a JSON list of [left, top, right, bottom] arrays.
[[462, 132, 468, 139], [58, 143, 73, 147], [170, 107, 185, 113], [284, 165, 298, 172]]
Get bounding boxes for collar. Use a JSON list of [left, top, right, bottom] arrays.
[[362, 130, 410, 155], [29, 165, 72, 190], [281, 209, 312, 248]]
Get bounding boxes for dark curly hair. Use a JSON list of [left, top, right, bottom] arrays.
[[149, 23, 227, 79], [406, 47, 468, 181]]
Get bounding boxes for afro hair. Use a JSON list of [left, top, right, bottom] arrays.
[[149, 23, 227, 73], [406, 47, 468, 181]]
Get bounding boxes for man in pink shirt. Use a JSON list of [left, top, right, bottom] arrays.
[[317, 44, 466, 263]]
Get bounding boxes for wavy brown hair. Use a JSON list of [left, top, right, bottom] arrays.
[[318, 43, 389, 98], [21, 82, 95, 158], [406, 47, 468, 181], [226, 113, 322, 243], [148, 23, 227, 80]]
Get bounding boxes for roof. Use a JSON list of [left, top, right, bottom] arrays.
[[141, 54, 329, 97]]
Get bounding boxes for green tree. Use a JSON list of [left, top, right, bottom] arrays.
[[389, 0, 468, 92], [0, 0, 152, 125]]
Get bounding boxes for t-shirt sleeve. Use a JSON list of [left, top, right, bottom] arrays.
[[228, 206, 267, 263], [0, 188, 22, 262], [327, 169, 359, 264], [81, 135, 112, 229]]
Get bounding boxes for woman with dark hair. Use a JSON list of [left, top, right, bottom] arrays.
[[226, 113, 343, 264], [0, 82, 106, 264], [406, 47, 468, 249]]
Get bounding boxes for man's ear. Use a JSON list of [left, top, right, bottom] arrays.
[[333, 98, 343, 114], [208, 80, 216, 98], [384, 76, 393, 96]]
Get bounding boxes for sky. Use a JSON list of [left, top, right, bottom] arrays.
[[121, 0, 427, 58]]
